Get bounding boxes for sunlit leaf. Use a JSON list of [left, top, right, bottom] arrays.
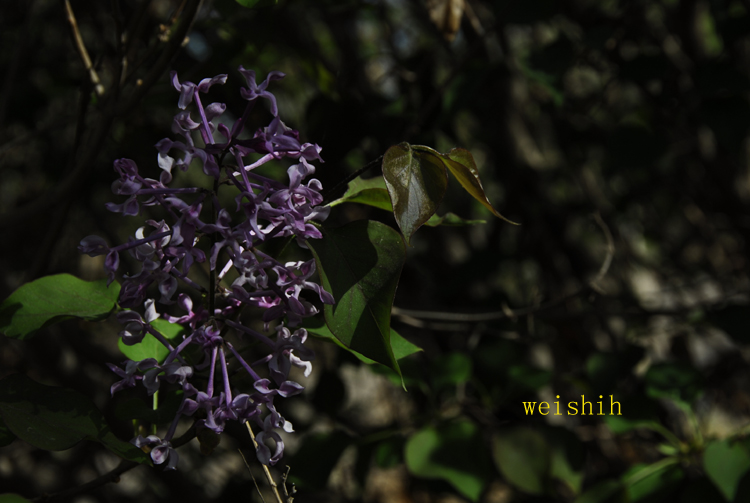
[[117, 318, 186, 363], [0, 274, 120, 340], [329, 176, 393, 212], [0, 374, 148, 464], [405, 420, 491, 502], [330, 175, 483, 228], [437, 147, 518, 225], [304, 317, 421, 363], [382, 143, 449, 245], [307, 220, 405, 377]]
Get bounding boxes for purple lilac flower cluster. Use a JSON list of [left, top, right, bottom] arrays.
[[79, 67, 334, 469]]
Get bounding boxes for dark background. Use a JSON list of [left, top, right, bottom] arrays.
[[2, 0, 750, 501]]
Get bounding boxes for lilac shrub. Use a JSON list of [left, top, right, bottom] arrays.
[[79, 67, 334, 469]]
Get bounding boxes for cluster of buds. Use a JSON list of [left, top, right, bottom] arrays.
[[79, 67, 333, 469]]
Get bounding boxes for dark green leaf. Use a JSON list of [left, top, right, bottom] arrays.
[[605, 416, 662, 435], [382, 143, 449, 245], [118, 319, 186, 363], [679, 478, 727, 503], [235, 0, 277, 7], [405, 420, 490, 502], [492, 427, 550, 495], [602, 395, 660, 434], [304, 317, 421, 363], [547, 427, 585, 494], [508, 364, 552, 392], [623, 462, 683, 502], [0, 374, 148, 464], [0, 274, 120, 340], [645, 362, 702, 404], [438, 148, 518, 225], [574, 480, 624, 503], [307, 220, 405, 377], [587, 352, 621, 395], [704, 439, 750, 501], [329, 176, 393, 212], [0, 416, 15, 447], [0, 495, 33, 503], [374, 437, 403, 468], [431, 353, 472, 390]]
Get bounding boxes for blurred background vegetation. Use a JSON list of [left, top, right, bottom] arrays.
[[2, 0, 750, 501]]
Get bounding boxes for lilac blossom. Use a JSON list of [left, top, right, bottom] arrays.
[[79, 68, 334, 469]]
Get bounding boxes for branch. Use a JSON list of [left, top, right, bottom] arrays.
[[392, 212, 616, 328], [33, 424, 197, 503], [322, 155, 383, 203], [0, 0, 202, 229], [245, 422, 287, 503], [63, 0, 104, 96]]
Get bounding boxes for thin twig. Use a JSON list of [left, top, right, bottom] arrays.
[[239, 449, 267, 503], [589, 211, 615, 293], [322, 155, 383, 203], [245, 422, 285, 503], [392, 212, 616, 327], [63, 0, 105, 96], [281, 466, 295, 502], [0, 0, 202, 228], [33, 423, 197, 503]]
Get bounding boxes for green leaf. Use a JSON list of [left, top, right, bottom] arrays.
[[405, 420, 490, 502], [234, 0, 277, 7], [704, 439, 750, 501], [431, 353, 472, 390], [492, 427, 550, 495], [438, 148, 518, 225], [0, 495, 33, 503], [574, 479, 624, 503], [507, 364, 552, 392], [0, 374, 148, 464], [586, 352, 621, 394], [307, 220, 406, 378], [424, 212, 486, 227], [645, 362, 703, 404], [118, 318, 186, 363], [329, 176, 483, 228], [0, 274, 120, 339], [304, 318, 421, 363], [382, 143, 449, 245], [329, 176, 393, 212], [623, 461, 683, 502], [0, 416, 16, 447], [604, 416, 661, 435], [548, 427, 585, 494]]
